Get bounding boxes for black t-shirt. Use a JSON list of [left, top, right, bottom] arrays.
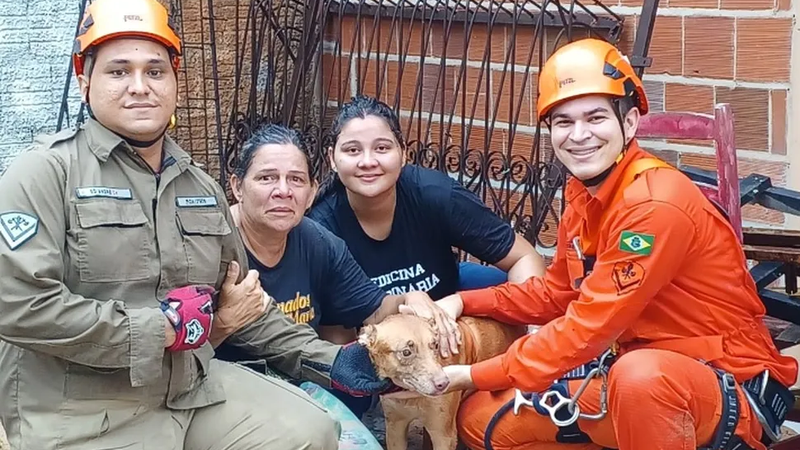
[[308, 165, 516, 300], [215, 217, 385, 362]]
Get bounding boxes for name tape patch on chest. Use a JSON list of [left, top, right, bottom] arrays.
[[176, 196, 218, 208], [0, 212, 39, 250], [75, 186, 133, 200]]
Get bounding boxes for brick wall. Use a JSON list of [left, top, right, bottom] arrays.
[[0, 0, 83, 173], [1, 1, 795, 233], [614, 0, 794, 228], [321, 1, 796, 234]]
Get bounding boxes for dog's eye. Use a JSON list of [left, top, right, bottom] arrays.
[[402, 348, 412, 357], [430, 341, 439, 350]]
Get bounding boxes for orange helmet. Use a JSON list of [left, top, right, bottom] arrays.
[[72, 0, 182, 77], [536, 38, 648, 120]]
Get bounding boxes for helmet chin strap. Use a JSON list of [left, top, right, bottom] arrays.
[[85, 84, 170, 149], [580, 159, 619, 187]]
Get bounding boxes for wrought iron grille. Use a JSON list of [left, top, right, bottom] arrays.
[[58, 0, 660, 251], [212, 0, 633, 250]]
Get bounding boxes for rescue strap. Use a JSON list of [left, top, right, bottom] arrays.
[[742, 369, 796, 443], [698, 367, 794, 450], [484, 355, 793, 450], [700, 368, 744, 450]]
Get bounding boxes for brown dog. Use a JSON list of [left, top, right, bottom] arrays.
[[358, 313, 526, 450]]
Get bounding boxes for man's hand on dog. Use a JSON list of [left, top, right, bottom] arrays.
[[441, 364, 475, 393], [398, 291, 462, 358]]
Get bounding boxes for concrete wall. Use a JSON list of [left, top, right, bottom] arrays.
[[0, 0, 84, 172]]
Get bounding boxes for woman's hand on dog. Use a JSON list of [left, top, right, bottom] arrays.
[[434, 294, 464, 321], [398, 291, 462, 358]]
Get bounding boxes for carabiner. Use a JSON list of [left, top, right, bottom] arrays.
[[538, 389, 581, 427]]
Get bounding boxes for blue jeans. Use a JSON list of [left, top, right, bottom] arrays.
[[458, 261, 508, 290]]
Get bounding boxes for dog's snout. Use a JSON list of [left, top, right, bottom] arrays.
[[433, 373, 450, 391]]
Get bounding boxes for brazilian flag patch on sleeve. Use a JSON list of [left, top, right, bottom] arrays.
[[619, 231, 654, 256]]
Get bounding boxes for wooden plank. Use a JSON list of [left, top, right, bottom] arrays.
[[713, 103, 743, 242], [744, 228, 800, 249], [698, 185, 721, 206], [744, 227, 800, 239], [743, 245, 800, 264], [638, 111, 716, 140]]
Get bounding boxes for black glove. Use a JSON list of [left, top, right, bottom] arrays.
[[330, 341, 399, 397]]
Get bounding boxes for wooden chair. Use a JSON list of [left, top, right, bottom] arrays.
[[638, 103, 800, 449], [637, 103, 743, 241]]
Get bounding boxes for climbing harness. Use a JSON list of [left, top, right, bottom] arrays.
[[483, 347, 617, 450], [698, 367, 795, 450], [527, 347, 617, 427], [484, 357, 793, 450]]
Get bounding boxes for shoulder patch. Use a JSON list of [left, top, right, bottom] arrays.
[[0, 212, 39, 250], [619, 230, 654, 256], [611, 260, 645, 294]]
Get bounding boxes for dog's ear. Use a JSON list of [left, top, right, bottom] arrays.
[[357, 324, 377, 348]]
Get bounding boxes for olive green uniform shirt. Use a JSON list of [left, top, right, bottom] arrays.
[[0, 119, 340, 429]]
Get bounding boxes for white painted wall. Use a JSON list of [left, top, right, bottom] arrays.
[[0, 0, 84, 172]]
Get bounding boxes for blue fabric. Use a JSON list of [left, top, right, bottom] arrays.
[[309, 165, 516, 301], [299, 382, 383, 449], [458, 261, 508, 290], [327, 385, 374, 419], [330, 342, 396, 397]]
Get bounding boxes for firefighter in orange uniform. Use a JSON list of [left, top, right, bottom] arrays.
[[423, 38, 798, 450]]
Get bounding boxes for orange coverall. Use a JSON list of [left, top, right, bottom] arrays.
[[457, 142, 798, 450]]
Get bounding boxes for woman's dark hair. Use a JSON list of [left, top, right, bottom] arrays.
[[313, 95, 405, 205], [233, 123, 312, 181], [328, 94, 405, 150]]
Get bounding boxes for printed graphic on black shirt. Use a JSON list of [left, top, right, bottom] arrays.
[[276, 291, 317, 325], [214, 218, 385, 364], [371, 263, 441, 296]]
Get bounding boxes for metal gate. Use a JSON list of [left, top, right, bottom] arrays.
[[58, 0, 661, 250]]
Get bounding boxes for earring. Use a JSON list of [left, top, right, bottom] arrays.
[[168, 113, 177, 130]]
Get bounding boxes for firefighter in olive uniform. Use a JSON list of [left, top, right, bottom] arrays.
[[0, 1, 392, 449]]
